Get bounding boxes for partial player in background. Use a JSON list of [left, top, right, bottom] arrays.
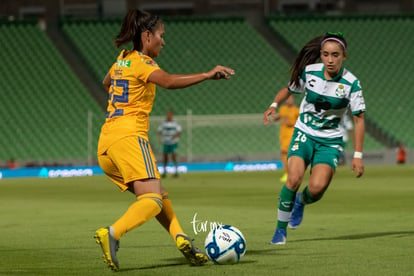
[[396, 141, 406, 164], [263, 32, 365, 245], [94, 9, 235, 271], [269, 94, 300, 182], [338, 110, 354, 165], [158, 109, 182, 177], [6, 158, 18, 169]]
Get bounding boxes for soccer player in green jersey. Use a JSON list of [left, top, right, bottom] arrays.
[[263, 32, 365, 244], [158, 110, 182, 177]]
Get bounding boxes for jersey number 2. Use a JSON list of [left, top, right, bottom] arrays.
[[106, 79, 129, 118]]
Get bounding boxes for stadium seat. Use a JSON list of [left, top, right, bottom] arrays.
[[0, 22, 104, 163]]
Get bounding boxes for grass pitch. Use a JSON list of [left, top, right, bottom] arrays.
[[0, 165, 413, 275]]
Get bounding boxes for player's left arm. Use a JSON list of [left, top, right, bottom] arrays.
[[351, 112, 365, 178], [173, 132, 181, 141], [148, 65, 234, 89], [103, 71, 111, 92], [173, 126, 182, 140]]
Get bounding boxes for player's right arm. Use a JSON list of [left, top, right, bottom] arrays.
[[148, 65, 235, 89], [263, 86, 290, 125]]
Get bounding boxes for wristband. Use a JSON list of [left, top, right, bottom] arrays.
[[270, 102, 278, 109], [353, 151, 363, 159]]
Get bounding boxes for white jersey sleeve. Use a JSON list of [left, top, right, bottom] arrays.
[[349, 80, 365, 114]]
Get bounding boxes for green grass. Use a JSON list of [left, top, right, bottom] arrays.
[[1, 165, 413, 275]]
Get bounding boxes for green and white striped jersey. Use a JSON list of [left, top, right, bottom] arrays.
[[158, 120, 182, 145], [289, 63, 365, 139]]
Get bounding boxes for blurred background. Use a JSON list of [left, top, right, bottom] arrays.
[[1, 0, 413, 168]]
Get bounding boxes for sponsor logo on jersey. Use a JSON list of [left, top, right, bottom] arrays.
[[116, 60, 131, 67], [114, 69, 122, 79], [308, 79, 316, 87]]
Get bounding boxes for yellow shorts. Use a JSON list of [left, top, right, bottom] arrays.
[[98, 136, 160, 191], [280, 136, 292, 152]]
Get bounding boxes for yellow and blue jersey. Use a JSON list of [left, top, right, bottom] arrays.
[[98, 50, 160, 155]]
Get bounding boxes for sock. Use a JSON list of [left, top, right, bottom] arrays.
[[276, 185, 296, 229], [156, 192, 184, 240], [302, 186, 323, 204], [112, 193, 162, 240]]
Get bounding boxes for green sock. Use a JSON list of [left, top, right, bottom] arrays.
[[277, 185, 296, 229], [302, 186, 322, 204]]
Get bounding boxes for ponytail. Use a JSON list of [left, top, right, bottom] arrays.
[[289, 36, 323, 87], [114, 9, 162, 57]]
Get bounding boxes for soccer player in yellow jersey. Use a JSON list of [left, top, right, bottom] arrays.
[[272, 94, 299, 182], [94, 9, 235, 271]]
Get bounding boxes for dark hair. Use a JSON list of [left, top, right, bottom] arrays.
[[289, 32, 347, 87], [114, 9, 162, 56]]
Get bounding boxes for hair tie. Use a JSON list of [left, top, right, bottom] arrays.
[[326, 31, 343, 37]]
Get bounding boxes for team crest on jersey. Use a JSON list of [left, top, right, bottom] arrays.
[[335, 84, 345, 97], [145, 59, 158, 66]]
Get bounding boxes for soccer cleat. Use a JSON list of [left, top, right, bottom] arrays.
[[279, 173, 288, 183], [176, 234, 208, 266], [289, 192, 305, 229], [270, 228, 287, 245], [94, 227, 120, 271]]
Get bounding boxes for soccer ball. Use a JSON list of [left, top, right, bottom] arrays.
[[204, 225, 246, 264]]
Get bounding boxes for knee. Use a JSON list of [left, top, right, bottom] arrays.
[[286, 173, 303, 190], [307, 182, 328, 198], [138, 193, 163, 212]]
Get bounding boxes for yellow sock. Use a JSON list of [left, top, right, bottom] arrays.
[[156, 192, 184, 240], [112, 193, 162, 240]]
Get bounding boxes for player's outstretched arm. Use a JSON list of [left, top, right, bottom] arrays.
[[263, 86, 290, 125], [148, 65, 235, 89]]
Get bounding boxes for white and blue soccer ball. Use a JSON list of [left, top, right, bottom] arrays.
[[204, 225, 246, 264]]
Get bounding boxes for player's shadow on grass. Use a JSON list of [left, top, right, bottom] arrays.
[[119, 257, 257, 272], [118, 257, 204, 272], [292, 230, 414, 242], [119, 259, 186, 272]]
